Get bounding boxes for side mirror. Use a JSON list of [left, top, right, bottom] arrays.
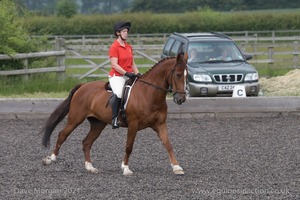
[[244, 54, 253, 60]]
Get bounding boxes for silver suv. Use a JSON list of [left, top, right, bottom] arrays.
[[161, 32, 259, 97]]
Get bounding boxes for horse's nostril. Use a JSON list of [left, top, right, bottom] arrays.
[[177, 99, 183, 105]]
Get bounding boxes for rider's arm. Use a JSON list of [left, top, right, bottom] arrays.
[[110, 57, 127, 75]]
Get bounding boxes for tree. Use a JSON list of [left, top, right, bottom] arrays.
[[0, 0, 37, 55], [0, 0, 41, 70], [56, 0, 78, 18]]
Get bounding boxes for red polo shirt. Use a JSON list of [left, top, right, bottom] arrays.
[[109, 40, 134, 76]]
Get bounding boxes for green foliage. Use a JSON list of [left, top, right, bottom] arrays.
[[0, 0, 35, 54], [56, 0, 78, 18], [25, 10, 300, 35], [0, 0, 42, 70], [12, 0, 300, 15]]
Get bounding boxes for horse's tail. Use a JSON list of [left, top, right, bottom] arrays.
[[41, 83, 83, 148]]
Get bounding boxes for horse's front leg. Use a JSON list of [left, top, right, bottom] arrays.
[[154, 123, 184, 175], [122, 126, 138, 176]]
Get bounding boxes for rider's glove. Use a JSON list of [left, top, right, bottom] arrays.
[[136, 73, 142, 77], [124, 72, 137, 79]]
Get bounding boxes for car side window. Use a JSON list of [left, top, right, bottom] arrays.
[[163, 38, 175, 56], [170, 40, 182, 56]]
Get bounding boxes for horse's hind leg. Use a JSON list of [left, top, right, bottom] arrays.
[[42, 120, 82, 166], [83, 117, 107, 173]]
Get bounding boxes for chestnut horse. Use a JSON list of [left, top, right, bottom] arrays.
[[41, 53, 188, 175]]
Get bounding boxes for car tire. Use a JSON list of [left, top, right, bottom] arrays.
[[186, 82, 191, 97]]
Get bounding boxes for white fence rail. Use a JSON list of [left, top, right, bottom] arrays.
[[1, 31, 300, 79]]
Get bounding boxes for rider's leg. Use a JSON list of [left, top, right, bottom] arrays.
[[111, 94, 121, 129], [109, 76, 126, 129]]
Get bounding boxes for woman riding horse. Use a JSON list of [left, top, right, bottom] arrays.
[[41, 37, 188, 176]]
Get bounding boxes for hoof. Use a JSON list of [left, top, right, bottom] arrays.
[[174, 170, 185, 175], [42, 156, 52, 166], [87, 168, 99, 174], [123, 168, 133, 176], [42, 154, 57, 166], [172, 164, 184, 175], [121, 162, 133, 176], [85, 162, 98, 173]]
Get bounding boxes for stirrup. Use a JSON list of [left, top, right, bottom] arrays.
[[112, 117, 119, 129]]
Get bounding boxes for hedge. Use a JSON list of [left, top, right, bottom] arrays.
[[25, 11, 300, 35]]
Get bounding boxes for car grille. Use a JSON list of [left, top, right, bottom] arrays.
[[213, 74, 243, 83]]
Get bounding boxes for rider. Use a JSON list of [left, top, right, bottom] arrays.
[[108, 21, 140, 129]]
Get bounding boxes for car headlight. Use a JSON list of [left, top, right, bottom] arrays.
[[193, 74, 212, 82], [245, 73, 259, 81]]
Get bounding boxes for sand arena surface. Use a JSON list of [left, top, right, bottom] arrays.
[[0, 117, 299, 199]]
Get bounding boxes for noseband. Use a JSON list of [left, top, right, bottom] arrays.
[[138, 64, 186, 96]]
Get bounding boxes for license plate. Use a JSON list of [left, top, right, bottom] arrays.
[[218, 85, 235, 91]]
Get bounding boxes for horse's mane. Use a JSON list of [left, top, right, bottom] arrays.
[[141, 56, 175, 77]]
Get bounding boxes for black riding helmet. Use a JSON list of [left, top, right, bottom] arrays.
[[114, 21, 131, 36]]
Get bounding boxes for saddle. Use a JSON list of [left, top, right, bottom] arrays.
[[105, 78, 137, 126]]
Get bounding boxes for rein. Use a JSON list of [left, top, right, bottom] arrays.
[[137, 65, 186, 95], [138, 79, 170, 93]]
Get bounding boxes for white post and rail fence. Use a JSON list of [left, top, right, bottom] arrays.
[[1, 31, 300, 80]]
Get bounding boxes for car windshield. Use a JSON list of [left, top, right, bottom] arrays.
[[187, 41, 244, 63]]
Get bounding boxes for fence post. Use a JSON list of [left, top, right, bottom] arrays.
[[293, 41, 299, 68], [82, 35, 86, 49], [23, 59, 29, 81], [137, 34, 141, 45], [55, 38, 66, 80], [268, 46, 274, 69], [252, 34, 258, 57]]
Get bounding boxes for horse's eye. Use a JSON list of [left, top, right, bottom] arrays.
[[176, 73, 182, 79]]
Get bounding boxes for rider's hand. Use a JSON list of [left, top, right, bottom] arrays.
[[124, 72, 137, 79]]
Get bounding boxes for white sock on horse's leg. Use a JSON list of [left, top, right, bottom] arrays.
[[171, 164, 184, 175], [85, 161, 98, 173], [121, 162, 133, 175], [42, 153, 57, 165]]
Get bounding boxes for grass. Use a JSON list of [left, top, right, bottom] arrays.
[[0, 74, 80, 97]]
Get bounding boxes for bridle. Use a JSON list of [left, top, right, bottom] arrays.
[[137, 64, 186, 96]]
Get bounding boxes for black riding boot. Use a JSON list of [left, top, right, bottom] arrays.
[[111, 94, 121, 129]]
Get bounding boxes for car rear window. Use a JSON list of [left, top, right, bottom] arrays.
[[163, 38, 175, 56], [170, 40, 182, 56]]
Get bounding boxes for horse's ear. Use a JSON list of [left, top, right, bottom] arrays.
[[176, 53, 187, 63], [183, 53, 188, 63]]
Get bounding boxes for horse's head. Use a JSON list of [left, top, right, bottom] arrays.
[[168, 53, 188, 105]]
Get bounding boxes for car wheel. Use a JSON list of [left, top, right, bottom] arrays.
[[186, 82, 191, 97]]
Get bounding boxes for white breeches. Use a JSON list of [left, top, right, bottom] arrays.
[[109, 76, 128, 98]]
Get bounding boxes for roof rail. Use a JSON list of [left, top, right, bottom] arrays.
[[173, 32, 188, 39], [173, 32, 232, 40], [210, 32, 232, 39]]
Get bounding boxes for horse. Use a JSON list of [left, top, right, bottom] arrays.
[[41, 53, 188, 175]]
